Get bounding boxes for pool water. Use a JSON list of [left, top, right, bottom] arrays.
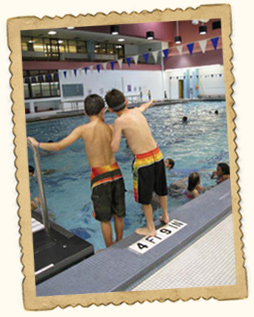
[[27, 101, 229, 251]]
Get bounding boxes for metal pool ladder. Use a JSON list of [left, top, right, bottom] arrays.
[[27, 139, 50, 232]]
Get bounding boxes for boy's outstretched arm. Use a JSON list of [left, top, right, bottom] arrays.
[[28, 126, 82, 151], [111, 120, 122, 153], [139, 99, 156, 112]]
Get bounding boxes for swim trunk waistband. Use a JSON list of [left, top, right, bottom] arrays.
[[134, 147, 163, 164], [90, 161, 122, 189]]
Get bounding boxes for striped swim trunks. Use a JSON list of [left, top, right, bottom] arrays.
[[90, 162, 126, 222], [132, 147, 168, 204]]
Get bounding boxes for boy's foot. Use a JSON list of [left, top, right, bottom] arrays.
[[135, 227, 156, 236], [96, 249, 103, 254], [159, 215, 170, 224]]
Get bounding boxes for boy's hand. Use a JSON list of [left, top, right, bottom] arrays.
[[148, 99, 156, 107], [139, 99, 157, 112], [28, 137, 39, 147]]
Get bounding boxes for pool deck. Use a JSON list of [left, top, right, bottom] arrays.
[[26, 97, 225, 123], [36, 179, 232, 296]]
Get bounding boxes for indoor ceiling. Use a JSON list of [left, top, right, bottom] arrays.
[[21, 28, 161, 45]]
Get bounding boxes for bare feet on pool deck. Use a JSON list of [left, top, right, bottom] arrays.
[[135, 227, 156, 236], [96, 249, 103, 254], [159, 215, 170, 224]]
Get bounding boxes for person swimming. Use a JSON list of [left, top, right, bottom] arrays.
[[185, 172, 203, 199], [165, 158, 175, 169], [211, 162, 230, 184]]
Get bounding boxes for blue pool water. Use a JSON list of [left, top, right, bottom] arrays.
[[27, 101, 229, 251]]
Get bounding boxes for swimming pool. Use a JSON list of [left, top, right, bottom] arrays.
[[27, 101, 229, 251]]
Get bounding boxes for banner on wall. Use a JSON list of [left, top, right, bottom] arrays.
[[152, 50, 159, 63], [176, 45, 183, 54], [198, 40, 207, 54]]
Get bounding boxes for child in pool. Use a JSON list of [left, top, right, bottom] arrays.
[[165, 158, 175, 169], [28, 94, 126, 248], [185, 172, 204, 199], [105, 89, 169, 237], [211, 162, 230, 184]]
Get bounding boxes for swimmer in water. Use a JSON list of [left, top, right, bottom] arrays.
[[211, 162, 230, 184], [185, 172, 203, 199]]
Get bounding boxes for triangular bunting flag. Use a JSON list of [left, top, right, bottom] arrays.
[[143, 53, 149, 64], [46, 74, 52, 81], [133, 55, 139, 65], [84, 67, 88, 74], [198, 39, 207, 53], [211, 37, 219, 50], [73, 69, 77, 77], [89, 66, 93, 73], [126, 57, 131, 67], [163, 48, 169, 60], [110, 61, 115, 70], [96, 64, 101, 73], [176, 45, 183, 54], [152, 51, 159, 63], [63, 71, 67, 78], [102, 62, 107, 71], [117, 59, 123, 69], [187, 43, 195, 55]]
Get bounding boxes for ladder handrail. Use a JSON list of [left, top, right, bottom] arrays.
[[27, 139, 50, 232]]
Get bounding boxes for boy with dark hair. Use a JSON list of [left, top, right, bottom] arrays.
[[105, 89, 169, 236], [28, 94, 126, 248]]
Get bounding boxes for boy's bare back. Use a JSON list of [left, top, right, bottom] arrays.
[[115, 108, 157, 155], [81, 120, 115, 167]]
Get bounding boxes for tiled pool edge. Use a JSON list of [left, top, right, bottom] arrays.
[[36, 179, 232, 296]]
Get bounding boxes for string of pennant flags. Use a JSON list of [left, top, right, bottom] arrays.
[[24, 36, 221, 83]]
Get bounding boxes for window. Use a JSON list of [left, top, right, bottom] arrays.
[[68, 40, 77, 53], [41, 83, 51, 97], [31, 83, 41, 98], [24, 84, 30, 98], [107, 44, 114, 55], [23, 70, 60, 99], [77, 41, 86, 53], [21, 37, 30, 51], [33, 38, 44, 52], [51, 82, 60, 96]]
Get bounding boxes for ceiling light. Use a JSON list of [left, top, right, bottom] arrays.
[[67, 27, 75, 29], [199, 25, 207, 35], [48, 31, 57, 35], [174, 36, 182, 44], [111, 25, 119, 35], [146, 31, 154, 40], [118, 38, 125, 42]]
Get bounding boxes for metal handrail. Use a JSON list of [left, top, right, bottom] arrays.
[[27, 139, 50, 232]]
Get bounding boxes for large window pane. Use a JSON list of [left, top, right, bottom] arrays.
[[77, 41, 86, 53], [107, 44, 114, 55], [33, 38, 44, 52], [51, 83, 59, 96], [21, 37, 30, 51], [31, 83, 42, 98], [68, 40, 77, 53], [41, 83, 51, 97], [24, 84, 30, 98], [59, 40, 67, 53]]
